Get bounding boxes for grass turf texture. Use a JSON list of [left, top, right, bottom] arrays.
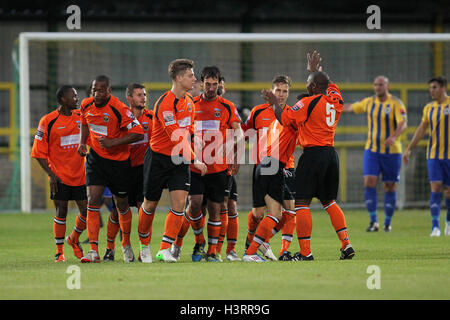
[[0, 209, 449, 300]]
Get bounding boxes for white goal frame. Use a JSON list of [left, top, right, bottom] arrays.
[[19, 32, 450, 213]]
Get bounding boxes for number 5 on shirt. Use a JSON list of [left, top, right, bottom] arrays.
[[326, 103, 336, 127]]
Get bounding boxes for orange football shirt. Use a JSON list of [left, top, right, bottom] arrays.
[[80, 95, 144, 161], [244, 103, 295, 167], [281, 83, 343, 148], [31, 109, 86, 186], [190, 95, 241, 174], [259, 118, 298, 167], [150, 90, 196, 162], [129, 109, 153, 167]]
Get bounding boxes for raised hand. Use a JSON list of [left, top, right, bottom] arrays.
[[307, 50, 322, 72], [261, 89, 278, 106]]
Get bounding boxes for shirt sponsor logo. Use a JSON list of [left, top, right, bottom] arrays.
[[60, 134, 79, 147], [195, 120, 220, 131], [178, 116, 191, 128], [88, 123, 108, 136]]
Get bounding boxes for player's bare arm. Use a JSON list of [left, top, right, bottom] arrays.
[[402, 120, 428, 164], [35, 158, 61, 194], [386, 118, 407, 147], [228, 121, 244, 175], [343, 103, 354, 113], [77, 123, 89, 157], [98, 132, 143, 148], [261, 89, 284, 124]]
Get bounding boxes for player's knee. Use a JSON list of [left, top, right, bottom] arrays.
[[364, 177, 378, 188], [383, 182, 397, 192], [430, 182, 442, 193], [114, 197, 129, 213], [189, 201, 203, 216], [252, 207, 265, 220], [54, 201, 68, 219]]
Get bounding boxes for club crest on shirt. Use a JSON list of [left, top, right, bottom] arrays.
[[444, 107, 449, 116], [385, 106, 391, 114], [76, 120, 81, 129], [187, 103, 192, 112], [214, 111, 221, 118], [142, 121, 149, 131], [103, 113, 109, 122]]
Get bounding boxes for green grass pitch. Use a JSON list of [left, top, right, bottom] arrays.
[[1, 208, 449, 300]]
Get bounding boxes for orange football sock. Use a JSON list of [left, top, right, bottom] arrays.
[[206, 219, 221, 255], [160, 208, 184, 250], [296, 206, 312, 256], [138, 205, 155, 246], [175, 214, 191, 247], [53, 216, 66, 254], [226, 211, 239, 254], [189, 210, 206, 245], [216, 209, 229, 254], [86, 205, 101, 252], [69, 213, 86, 243], [106, 213, 120, 250], [280, 211, 296, 255], [274, 209, 295, 233], [246, 215, 279, 255], [118, 207, 132, 247], [246, 210, 262, 246], [324, 201, 350, 250]]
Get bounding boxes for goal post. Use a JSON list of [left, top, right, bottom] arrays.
[[18, 32, 450, 213]]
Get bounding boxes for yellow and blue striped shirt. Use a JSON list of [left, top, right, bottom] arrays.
[[352, 94, 407, 154], [422, 97, 450, 160]]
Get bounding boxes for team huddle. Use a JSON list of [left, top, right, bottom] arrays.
[[33, 49, 448, 264]]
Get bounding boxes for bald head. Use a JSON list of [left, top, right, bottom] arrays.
[[306, 71, 330, 95], [374, 75, 389, 98]]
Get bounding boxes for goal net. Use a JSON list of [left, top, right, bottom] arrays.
[[4, 32, 449, 212]]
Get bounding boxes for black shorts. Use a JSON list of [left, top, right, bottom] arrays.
[[189, 170, 228, 204], [143, 148, 190, 201], [51, 181, 87, 201], [283, 168, 295, 201], [86, 149, 132, 198], [225, 175, 238, 202], [128, 164, 143, 208], [252, 157, 285, 208], [295, 146, 339, 202]]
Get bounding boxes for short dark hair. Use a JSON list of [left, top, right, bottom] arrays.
[[126, 83, 145, 97], [168, 59, 194, 80], [429, 76, 447, 88], [201, 66, 222, 82], [219, 76, 226, 82], [94, 75, 111, 87], [272, 75, 291, 88], [56, 85, 74, 104]]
